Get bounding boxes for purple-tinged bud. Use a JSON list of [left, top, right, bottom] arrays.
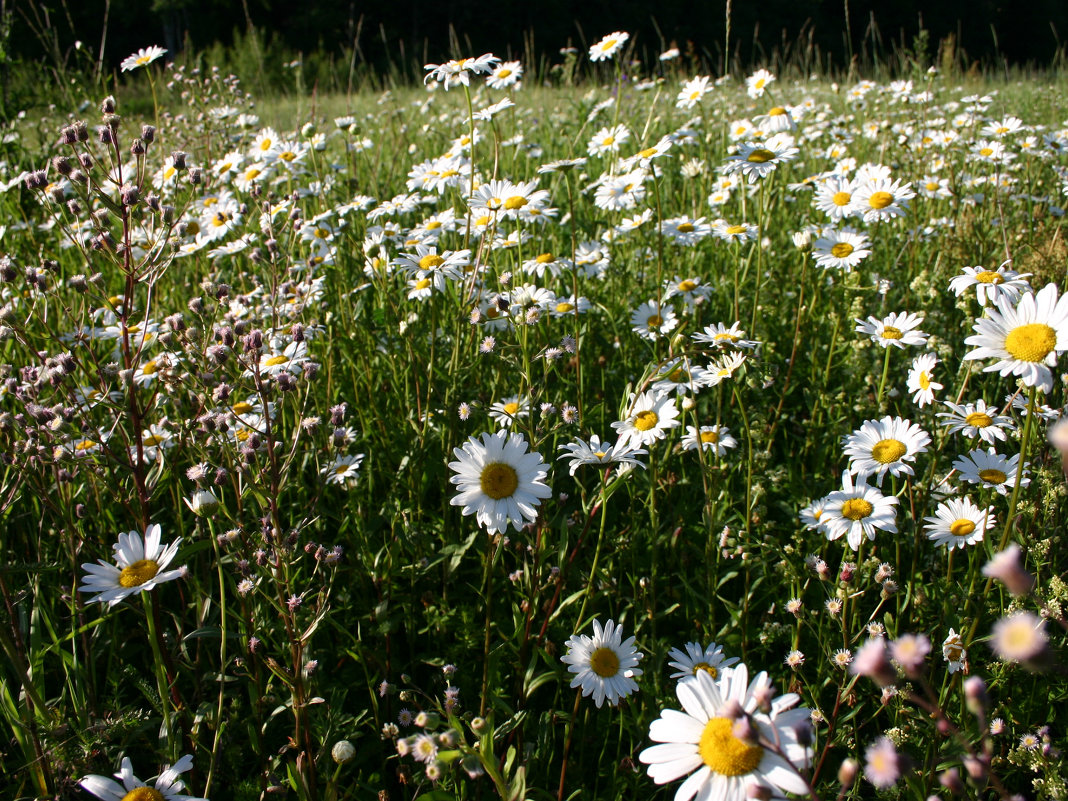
[[100, 95, 116, 114], [141, 124, 156, 143], [120, 184, 139, 206], [171, 151, 187, 170], [130, 138, 145, 156]]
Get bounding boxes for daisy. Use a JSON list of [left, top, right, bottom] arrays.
[[822, 471, 899, 551], [424, 53, 501, 90], [811, 228, 871, 271], [487, 395, 531, 429], [948, 262, 1032, 306], [798, 498, 829, 532], [486, 60, 522, 89], [589, 32, 630, 62], [322, 454, 365, 486], [711, 219, 758, 243], [745, 68, 776, 98], [676, 76, 713, 109], [611, 391, 681, 449], [952, 449, 1029, 496], [661, 216, 711, 246], [631, 300, 678, 340], [682, 425, 739, 456], [79, 524, 184, 607], [942, 629, 967, 673], [923, 497, 995, 550], [120, 45, 167, 72], [693, 321, 758, 350], [666, 641, 740, 681], [639, 664, 811, 801], [812, 176, 858, 222], [990, 611, 1048, 662], [842, 416, 930, 485], [906, 353, 943, 407], [963, 282, 1068, 393], [557, 435, 647, 476], [722, 134, 799, 183], [651, 358, 711, 397], [587, 125, 631, 157], [448, 430, 552, 534], [938, 399, 1014, 444], [663, 275, 712, 309], [704, 353, 748, 387], [560, 618, 643, 707], [855, 311, 928, 349], [851, 176, 915, 222], [80, 754, 205, 801]]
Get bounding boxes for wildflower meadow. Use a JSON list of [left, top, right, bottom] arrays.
[[1, 31, 1067, 801]]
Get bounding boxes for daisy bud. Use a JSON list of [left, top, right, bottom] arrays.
[[52, 156, 71, 176], [120, 184, 139, 206], [101, 95, 116, 113], [141, 124, 156, 143], [189, 167, 202, 185], [130, 138, 145, 156], [331, 740, 356, 764], [839, 562, 855, 583], [171, 150, 187, 170], [732, 716, 757, 744], [97, 126, 113, 145], [184, 488, 220, 516], [838, 758, 859, 789], [79, 152, 93, 170], [470, 716, 487, 734], [59, 125, 78, 145]]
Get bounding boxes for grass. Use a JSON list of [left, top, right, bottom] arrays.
[[0, 43, 1065, 801]]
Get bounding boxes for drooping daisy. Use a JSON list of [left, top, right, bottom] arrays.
[[906, 353, 942, 407], [80, 754, 205, 801], [822, 471, 899, 551], [842, 416, 930, 485], [120, 45, 168, 72], [449, 430, 551, 534], [948, 262, 1032, 306], [923, 497, 996, 550], [79, 524, 184, 607], [952, 449, 1029, 496], [423, 53, 501, 90], [557, 435, 647, 476], [666, 641, 740, 681], [811, 227, 871, 271], [963, 282, 1068, 393], [682, 425, 739, 456], [937, 399, 1014, 444], [942, 629, 966, 673], [855, 311, 928, 349], [704, 353, 749, 387], [639, 664, 811, 801], [589, 31, 630, 62], [560, 618, 643, 707], [611, 391, 681, 449], [799, 497, 829, 533]]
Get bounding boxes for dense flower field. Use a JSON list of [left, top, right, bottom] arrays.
[[1, 33, 1066, 801]]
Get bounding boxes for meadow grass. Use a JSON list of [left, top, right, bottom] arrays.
[[0, 41, 1066, 801]]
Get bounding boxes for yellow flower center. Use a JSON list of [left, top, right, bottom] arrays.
[[700, 431, 720, 444], [965, 412, 993, 428], [871, 438, 907, 464], [426, 220, 443, 230], [475, 215, 491, 226], [677, 223, 695, 233], [725, 225, 747, 235], [639, 147, 658, 158], [746, 149, 774, 163], [142, 435, 164, 447], [556, 302, 575, 313], [232, 402, 254, 415], [979, 468, 1007, 484], [260, 139, 273, 151], [646, 315, 663, 328], [832, 191, 852, 206], [504, 196, 528, 210], [634, 410, 659, 431], [841, 498, 874, 520], [698, 716, 764, 776], [535, 253, 554, 264], [1004, 323, 1057, 363], [919, 372, 931, 390], [691, 662, 719, 678], [592, 451, 606, 458], [926, 182, 938, 191], [974, 270, 1003, 284], [245, 168, 261, 181], [122, 789, 165, 801], [979, 147, 994, 157], [497, 68, 512, 78], [950, 519, 976, 537], [264, 355, 288, 367], [678, 279, 697, 291], [280, 151, 297, 162], [769, 106, 786, 116], [118, 559, 160, 589], [602, 136, 616, 146], [589, 646, 620, 678], [414, 278, 432, 291], [75, 440, 97, 452], [480, 462, 518, 499], [881, 326, 903, 340], [141, 360, 158, 375], [418, 254, 444, 269], [503, 402, 520, 415], [868, 191, 894, 209], [830, 242, 854, 258]]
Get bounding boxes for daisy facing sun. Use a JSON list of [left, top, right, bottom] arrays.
[[79, 524, 184, 607], [560, 618, 643, 707]]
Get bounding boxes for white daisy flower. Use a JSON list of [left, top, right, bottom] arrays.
[[589, 32, 630, 62], [557, 434, 647, 476], [937, 399, 1015, 444], [952, 449, 1029, 496], [120, 45, 167, 72], [666, 641, 740, 681], [855, 311, 928, 349], [611, 391, 681, 449], [682, 425, 739, 456], [923, 497, 995, 550], [906, 353, 942, 407], [448, 430, 552, 534], [560, 618, 643, 707], [822, 471, 899, 551], [842, 416, 930, 485], [948, 262, 1032, 306], [80, 754, 204, 801], [79, 524, 184, 607], [639, 664, 812, 801], [963, 282, 1068, 394], [322, 454, 365, 486], [811, 227, 871, 271]]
